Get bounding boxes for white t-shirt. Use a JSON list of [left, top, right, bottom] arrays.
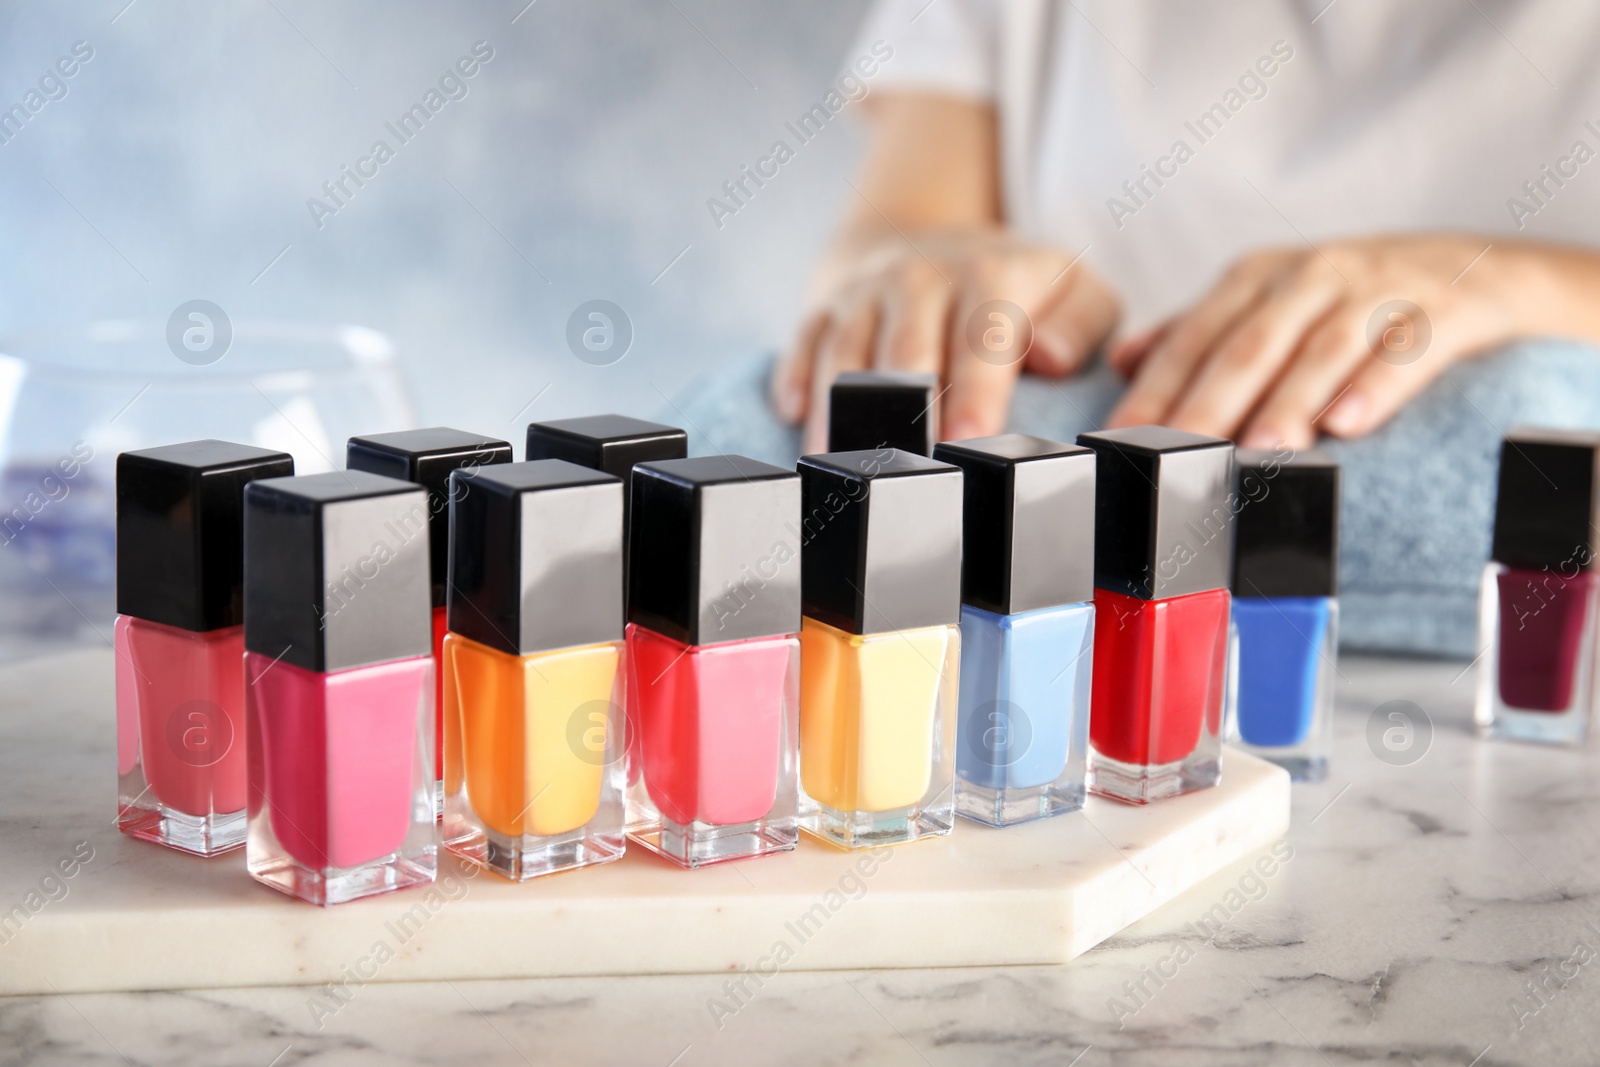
[[853, 0, 1600, 329]]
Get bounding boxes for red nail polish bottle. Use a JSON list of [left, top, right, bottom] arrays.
[[115, 441, 295, 856], [346, 428, 513, 810], [243, 470, 438, 905], [1476, 427, 1600, 745], [1077, 426, 1235, 804], [624, 455, 802, 868]]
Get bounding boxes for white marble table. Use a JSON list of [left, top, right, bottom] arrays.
[[5, 649, 1599, 1066]]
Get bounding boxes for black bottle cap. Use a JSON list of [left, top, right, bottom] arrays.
[[244, 471, 432, 672], [1491, 426, 1600, 572], [116, 441, 296, 632], [346, 428, 513, 608], [933, 434, 1095, 614], [828, 371, 939, 456], [1232, 449, 1341, 598], [524, 414, 687, 497], [628, 455, 802, 646], [1076, 426, 1235, 601], [447, 460, 624, 656], [798, 449, 963, 635]]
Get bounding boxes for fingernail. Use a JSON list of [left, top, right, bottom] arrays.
[[1240, 429, 1280, 450], [1322, 392, 1368, 436]]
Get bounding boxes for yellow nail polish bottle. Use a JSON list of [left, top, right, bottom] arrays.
[[440, 460, 627, 881], [795, 448, 963, 849]]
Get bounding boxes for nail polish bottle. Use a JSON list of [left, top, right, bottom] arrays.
[[115, 441, 294, 855], [524, 413, 687, 599], [932, 435, 1096, 826], [626, 455, 801, 867], [346, 428, 513, 808], [1476, 427, 1600, 745], [243, 470, 436, 905], [1076, 427, 1234, 804], [797, 448, 962, 847], [1228, 449, 1340, 781], [828, 371, 939, 456], [440, 460, 627, 879]]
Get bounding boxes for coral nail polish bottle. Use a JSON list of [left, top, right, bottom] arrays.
[[1476, 427, 1600, 745], [626, 455, 802, 867], [1076, 427, 1234, 804], [797, 448, 962, 848], [346, 428, 513, 806], [828, 371, 939, 455], [243, 470, 437, 905], [441, 460, 628, 880], [933, 435, 1096, 826], [1228, 449, 1341, 781], [115, 440, 294, 855]]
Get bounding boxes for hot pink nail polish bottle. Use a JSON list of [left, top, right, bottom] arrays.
[[115, 441, 294, 856], [243, 470, 438, 905]]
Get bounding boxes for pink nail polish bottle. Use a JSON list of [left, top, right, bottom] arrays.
[[243, 470, 438, 905], [116, 441, 295, 856]]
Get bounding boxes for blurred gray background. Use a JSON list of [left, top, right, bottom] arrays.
[[0, 0, 870, 660]]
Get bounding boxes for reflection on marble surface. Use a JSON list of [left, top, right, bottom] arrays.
[[5, 654, 1600, 1065]]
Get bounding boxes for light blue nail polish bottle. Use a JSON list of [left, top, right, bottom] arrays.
[[934, 434, 1096, 826]]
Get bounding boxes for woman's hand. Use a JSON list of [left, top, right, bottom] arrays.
[[1106, 235, 1598, 448], [773, 228, 1120, 453]]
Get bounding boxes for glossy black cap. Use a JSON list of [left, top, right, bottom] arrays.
[[1076, 426, 1235, 601], [346, 428, 513, 607], [1232, 449, 1341, 598], [447, 460, 623, 656], [798, 449, 963, 635], [524, 415, 687, 496], [116, 441, 295, 632], [1491, 427, 1600, 571], [828, 371, 939, 456], [244, 471, 432, 672], [933, 435, 1095, 614], [629, 455, 801, 645]]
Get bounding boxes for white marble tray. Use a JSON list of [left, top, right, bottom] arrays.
[[0, 650, 1289, 995]]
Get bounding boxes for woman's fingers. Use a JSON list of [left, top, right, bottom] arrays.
[[1163, 263, 1346, 438], [1027, 265, 1121, 378], [771, 310, 830, 424], [1239, 305, 1373, 448], [1107, 319, 1170, 378], [1320, 353, 1446, 439], [943, 263, 1033, 441], [1106, 252, 1285, 427], [803, 299, 880, 454], [875, 260, 954, 375]]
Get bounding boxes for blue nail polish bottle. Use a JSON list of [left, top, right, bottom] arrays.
[[934, 435, 1096, 826], [1228, 449, 1341, 781]]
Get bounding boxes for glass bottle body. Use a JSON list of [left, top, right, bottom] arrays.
[[1089, 586, 1228, 804], [955, 601, 1092, 826], [115, 615, 249, 855], [441, 633, 626, 880], [1475, 562, 1599, 745], [625, 623, 799, 867], [798, 616, 958, 848], [245, 652, 437, 905]]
